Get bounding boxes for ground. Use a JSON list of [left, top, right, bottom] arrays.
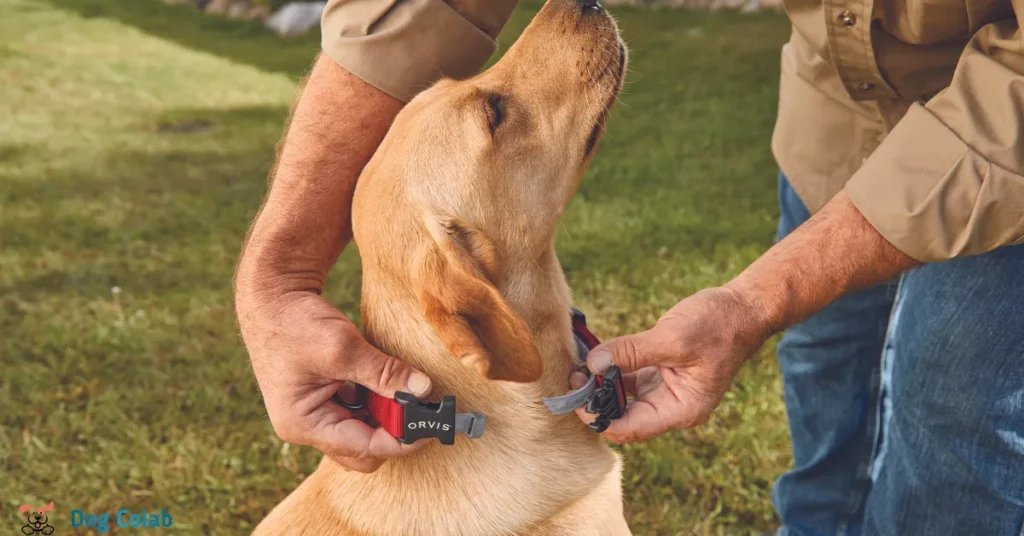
[[0, 0, 792, 533]]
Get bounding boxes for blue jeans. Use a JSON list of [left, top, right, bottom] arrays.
[[772, 173, 1024, 536]]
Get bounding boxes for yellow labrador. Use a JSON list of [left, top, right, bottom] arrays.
[[256, 0, 628, 533]]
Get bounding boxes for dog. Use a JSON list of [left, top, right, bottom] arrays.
[[19, 502, 55, 535], [255, 0, 628, 534]]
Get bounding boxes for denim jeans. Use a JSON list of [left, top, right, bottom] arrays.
[[772, 173, 1024, 536]]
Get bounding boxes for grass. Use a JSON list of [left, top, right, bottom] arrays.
[[0, 0, 792, 533]]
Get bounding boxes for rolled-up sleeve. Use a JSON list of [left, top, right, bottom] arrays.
[[846, 17, 1024, 262], [321, 0, 517, 102]]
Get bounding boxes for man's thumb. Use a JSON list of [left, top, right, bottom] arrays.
[[586, 330, 662, 375], [345, 341, 432, 399]]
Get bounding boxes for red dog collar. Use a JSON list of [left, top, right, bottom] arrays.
[[339, 308, 625, 444], [339, 387, 486, 445]]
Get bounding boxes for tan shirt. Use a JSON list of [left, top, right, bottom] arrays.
[[322, 0, 1024, 262]]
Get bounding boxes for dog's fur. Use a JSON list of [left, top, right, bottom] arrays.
[[255, 1, 628, 534]]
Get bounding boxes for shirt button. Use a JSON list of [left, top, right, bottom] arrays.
[[856, 82, 875, 91], [837, 10, 857, 27]]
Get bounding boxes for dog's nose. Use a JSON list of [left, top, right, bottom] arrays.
[[576, 0, 603, 12]]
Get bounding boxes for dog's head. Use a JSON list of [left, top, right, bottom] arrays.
[[19, 502, 53, 528], [353, 0, 626, 384]]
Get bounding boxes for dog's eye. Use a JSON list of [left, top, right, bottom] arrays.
[[483, 94, 506, 135]]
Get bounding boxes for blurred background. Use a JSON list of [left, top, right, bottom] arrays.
[[1, 0, 792, 533]]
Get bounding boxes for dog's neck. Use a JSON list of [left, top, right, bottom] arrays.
[[497, 248, 580, 392], [362, 245, 578, 403]]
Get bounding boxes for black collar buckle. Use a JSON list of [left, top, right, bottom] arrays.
[[335, 385, 486, 445], [585, 365, 627, 433], [569, 308, 628, 433], [395, 392, 457, 445], [395, 393, 487, 445]]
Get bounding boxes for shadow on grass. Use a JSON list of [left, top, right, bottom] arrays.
[[43, 0, 321, 78]]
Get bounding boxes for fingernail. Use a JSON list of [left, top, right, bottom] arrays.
[[570, 371, 588, 389], [589, 349, 612, 373], [407, 372, 431, 397]]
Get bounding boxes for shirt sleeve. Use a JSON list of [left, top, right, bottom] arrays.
[[320, 0, 518, 102], [845, 17, 1024, 262]]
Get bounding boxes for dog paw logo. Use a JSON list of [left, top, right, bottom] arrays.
[[18, 502, 55, 535]]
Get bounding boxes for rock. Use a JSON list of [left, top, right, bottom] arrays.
[[266, 2, 327, 36], [204, 0, 230, 14], [709, 0, 748, 10], [226, 0, 251, 19], [245, 4, 271, 21]]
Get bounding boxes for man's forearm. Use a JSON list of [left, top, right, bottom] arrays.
[[727, 189, 920, 335], [236, 54, 403, 305]]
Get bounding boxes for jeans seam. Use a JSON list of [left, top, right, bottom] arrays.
[[833, 277, 901, 530], [868, 274, 905, 486]]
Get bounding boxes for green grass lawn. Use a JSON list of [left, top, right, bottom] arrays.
[[0, 0, 792, 533]]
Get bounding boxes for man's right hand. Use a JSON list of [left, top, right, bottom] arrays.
[[234, 55, 415, 473], [237, 289, 432, 473]]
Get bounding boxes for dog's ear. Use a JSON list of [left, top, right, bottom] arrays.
[[412, 216, 543, 383], [43, 502, 54, 512], [19, 505, 32, 514]]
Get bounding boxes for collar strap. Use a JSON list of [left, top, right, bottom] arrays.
[[341, 387, 486, 445], [541, 308, 627, 432]]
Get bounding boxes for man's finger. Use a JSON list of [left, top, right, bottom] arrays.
[[330, 453, 385, 473], [337, 335, 432, 398], [307, 404, 428, 465], [586, 328, 677, 375], [574, 405, 599, 428], [572, 390, 677, 444], [619, 371, 639, 395], [599, 383, 684, 444]]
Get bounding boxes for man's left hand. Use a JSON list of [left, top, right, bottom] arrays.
[[570, 190, 920, 443], [571, 287, 772, 444]]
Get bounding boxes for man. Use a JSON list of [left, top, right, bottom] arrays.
[[234, 0, 1024, 533]]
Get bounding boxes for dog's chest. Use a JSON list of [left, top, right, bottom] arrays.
[[326, 430, 616, 536]]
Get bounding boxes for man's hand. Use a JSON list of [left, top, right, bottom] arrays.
[[235, 55, 427, 472], [238, 291, 431, 473], [573, 190, 919, 443], [572, 287, 770, 443]]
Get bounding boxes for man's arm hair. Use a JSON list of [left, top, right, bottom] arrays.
[[236, 53, 403, 306], [727, 189, 920, 335]]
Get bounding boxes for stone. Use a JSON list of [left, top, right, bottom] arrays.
[[265, 2, 327, 36], [226, 0, 251, 19], [204, 0, 230, 15], [245, 4, 271, 21]]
